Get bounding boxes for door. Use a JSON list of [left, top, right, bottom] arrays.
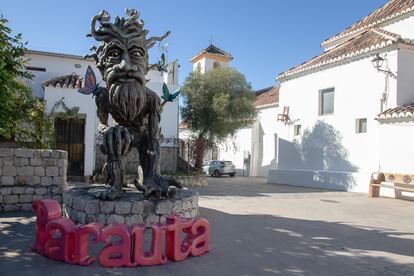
[[55, 117, 85, 176]]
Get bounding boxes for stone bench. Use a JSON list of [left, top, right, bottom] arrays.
[[369, 172, 414, 199]]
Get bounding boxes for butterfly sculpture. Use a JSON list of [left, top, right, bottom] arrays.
[[161, 83, 180, 102], [156, 53, 168, 73], [78, 65, 99, 97]]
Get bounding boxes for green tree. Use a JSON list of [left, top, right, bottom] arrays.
[[0, 16, 81, 149], [181, 67, 257, 171], [0, 15, 33, 140]]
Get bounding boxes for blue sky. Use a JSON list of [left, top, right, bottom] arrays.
[[2, 0, 388, 90]]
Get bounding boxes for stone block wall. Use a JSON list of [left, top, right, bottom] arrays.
[[160, 147, 178, 173], [0, 148, 67, 211], [167, 175, 208, 187]]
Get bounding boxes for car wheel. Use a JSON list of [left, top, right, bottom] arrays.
[[214, 170, 220, 177], [229, 173, 235, 177]]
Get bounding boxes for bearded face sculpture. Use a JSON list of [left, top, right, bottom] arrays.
[[87, 9, 180, 200]]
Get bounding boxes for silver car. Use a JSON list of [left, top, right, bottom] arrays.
[[203, 160, 236, 177]]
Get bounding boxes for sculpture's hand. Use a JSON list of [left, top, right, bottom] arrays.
[[101, 125, 131, 159]]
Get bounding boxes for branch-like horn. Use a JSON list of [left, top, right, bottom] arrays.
[[89, 10, 123, 42], [84, 53, 98, 63], [146, 31, 171, 49], [125, 8, 139, 27]]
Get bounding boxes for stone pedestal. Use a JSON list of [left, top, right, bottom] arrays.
[[63, 185, 199, 226]]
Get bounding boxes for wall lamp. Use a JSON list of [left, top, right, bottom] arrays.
[[371, 54, 397, 79]]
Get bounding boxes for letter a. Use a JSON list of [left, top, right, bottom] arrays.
[[72, 223, 102, 265], [44, 218, 76, 262], [189, 218, 211, 256], [99, 223, 133, 268]]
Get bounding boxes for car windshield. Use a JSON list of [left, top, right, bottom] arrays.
[[223, 161, 233, 166], [203, 161, 210, 166]]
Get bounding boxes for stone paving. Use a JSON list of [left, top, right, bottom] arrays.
[[1, 176, 414, 275]]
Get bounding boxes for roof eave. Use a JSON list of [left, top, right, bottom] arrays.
[[25, 49, 94, 62], [321, 7, 414, 49], [277, 42, 413, 83], [190, 52, 233, 63], [376, 117, 414, 123], [254, 102, 279, 109]]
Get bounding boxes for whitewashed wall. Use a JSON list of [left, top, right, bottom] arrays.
[[383, 16, 414, 41], [378, 120, 414, 173], [269, 51, 400, 192], [217, 105, 279, 177], [192, 57, 228, 74], [218, 127, 252, 176], [250, 106, 279, 177], [269, 15, 414, 192], [397, 48, 414, 105]]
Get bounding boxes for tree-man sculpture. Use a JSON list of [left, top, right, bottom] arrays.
[[86, 9, 182, 200]]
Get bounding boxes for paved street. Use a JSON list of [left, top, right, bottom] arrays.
[[1, 177, 414, 275]]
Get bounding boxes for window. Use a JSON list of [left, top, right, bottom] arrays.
[[294, 125, 302, 136], [213, 61, 220, 69], [356, 118, 367, 133], [196, 63, 201, 73], [319, 88, 335, 115], [25, 66, 46, 72]]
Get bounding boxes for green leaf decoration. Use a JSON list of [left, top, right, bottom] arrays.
[[161, 83, 181, 102], [156, 53, 167, 73]]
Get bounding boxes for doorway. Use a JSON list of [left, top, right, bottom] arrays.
[[55, 117, 85, 176]]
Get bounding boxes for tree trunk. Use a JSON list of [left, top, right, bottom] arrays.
[[194, 136, 206, 173]]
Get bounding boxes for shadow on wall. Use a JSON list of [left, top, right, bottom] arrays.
[[300, 121, 357, 172], [277, 121, 358, 191]]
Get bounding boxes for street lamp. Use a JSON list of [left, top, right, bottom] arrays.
[[371, 54, 397, 79], [371, 54, 384, 70]]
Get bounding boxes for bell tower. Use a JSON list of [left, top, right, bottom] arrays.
[[190, 44, 233, 74]]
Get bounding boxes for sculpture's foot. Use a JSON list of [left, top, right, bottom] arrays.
[[134, 175, 182, 200], [97, 186, 124, 200]]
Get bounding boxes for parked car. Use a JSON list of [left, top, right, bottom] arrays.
[[203, 160, 236, 177]]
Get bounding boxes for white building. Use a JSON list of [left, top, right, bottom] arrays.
[[25, 50, 180, 177], [268, 0, 414, 193], [181, 44, 282, 177], [190, 44, 233, 73], [218, 86, 279, 177], [179, 43, 233, 160]]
